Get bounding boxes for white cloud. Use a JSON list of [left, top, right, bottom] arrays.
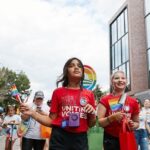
[[0, 0, 125, 102]]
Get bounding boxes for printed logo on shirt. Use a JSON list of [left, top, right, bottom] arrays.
[[61, 96, 89, 119], [80, 97, 87, 107], [108, 98, 122, 112]]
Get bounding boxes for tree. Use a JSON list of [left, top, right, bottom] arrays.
[[0, 67, 30, 107], [92, 84, 106, 102]]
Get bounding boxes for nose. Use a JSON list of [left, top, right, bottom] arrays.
[[119, 77, 124, 82], [74, 65, 79, 69]]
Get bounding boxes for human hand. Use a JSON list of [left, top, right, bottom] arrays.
[[110, 112, 125, 122], [127, 119, 137, 130], [84, 104, 95, 114], [2, 122, 7, 128], [19, 103, 34, 116], [8, 120, 16, 125]]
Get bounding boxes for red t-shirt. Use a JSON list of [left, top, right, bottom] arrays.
[[50, 87, 96, 133], [99, 94, 139, 137]]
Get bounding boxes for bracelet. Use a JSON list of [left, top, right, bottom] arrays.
[[107, 116, 111, 124]]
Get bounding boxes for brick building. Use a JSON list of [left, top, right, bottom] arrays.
[[109, 0, 150, 101]]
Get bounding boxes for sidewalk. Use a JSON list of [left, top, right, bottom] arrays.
[[0, 135, 21, 150], [0, 135, 150, 150]]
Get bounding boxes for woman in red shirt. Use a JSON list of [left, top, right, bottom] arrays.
[[97, 70, 139, 150]]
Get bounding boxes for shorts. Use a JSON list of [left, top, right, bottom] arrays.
[[103, 132, 120, 150], [50, 126, 88, 150]]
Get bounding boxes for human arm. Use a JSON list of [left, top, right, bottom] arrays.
[[127, 114, 139, 130], [31, 111, 52, 127], [85, 104, 96, 127], [2, 119, 20, 126], [20, 103, 52, 127], [127, 99, 139, 130], [97, 103, 124, 127], [145, 121, 150, 133]]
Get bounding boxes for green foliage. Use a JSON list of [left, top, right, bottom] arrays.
[[92, 84, 105, 102], [0, 67, 30, 107]]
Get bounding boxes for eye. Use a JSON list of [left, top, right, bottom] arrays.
[[78, 64, 82, 68], [68, 64, 74, 68], [114, 77, 119, 80]]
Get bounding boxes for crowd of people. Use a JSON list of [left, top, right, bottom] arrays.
[[0, 57, 150, 150]]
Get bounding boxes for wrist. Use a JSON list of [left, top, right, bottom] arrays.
[[108, 115, 115, 122], [107, 116, 111, 124], [31, 110, 37, 118], [88, 112, 96, 118]]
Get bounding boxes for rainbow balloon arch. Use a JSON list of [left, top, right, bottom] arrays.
[[83, 65, 96, 90]]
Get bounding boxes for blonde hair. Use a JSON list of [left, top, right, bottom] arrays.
[[111, 70, 126, 81]]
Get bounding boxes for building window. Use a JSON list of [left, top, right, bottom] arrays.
[[110, 8, 130, 90], [145, 15, 150, 49], [144, 0, 150, 88], [148, 50, 150, 87], [111, 21, 117, 44], [145, 0, 150, 15]]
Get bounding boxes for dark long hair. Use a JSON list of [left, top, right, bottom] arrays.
[[56, 57, 84, 87]]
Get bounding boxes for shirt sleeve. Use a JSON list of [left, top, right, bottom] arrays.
[[50, 89, 59, 113], [99, 96, 108, 109]]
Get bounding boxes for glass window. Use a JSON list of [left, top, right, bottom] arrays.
[[119, 64, 126, 73], [112, 45, 115, 69], [126, 62, 130, 86], [146, 16, 150, 49], [122, 34, 129, 62], [114, 41, 121, 68], [148, 50, 150, 71], [112, 68, 118, 74], [111, 21, 117, 44], [124, 9, 128, 33], [115, 43, 118, 67], [145, 0, 150, 15], [115, 41, 121, 67], [148, 50, 150, 87], [118, 13, 124, 39], [110, 8, 130, 90], [117, 40, 121, 65]]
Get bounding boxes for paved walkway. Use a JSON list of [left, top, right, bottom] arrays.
[[0, 135, 150, 150], [0, 135, 21, 150]]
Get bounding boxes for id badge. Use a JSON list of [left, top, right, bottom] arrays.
[[61, 120, 68, 128], [68, 112, 80, 127]]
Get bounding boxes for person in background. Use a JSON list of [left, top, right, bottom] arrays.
[[20, 57, 96, 150], [3, 105, 21, 150], [43, 99, 52, 150], [21, 91, 50, 150], [143, 99, 150, 141], [134, 99, 149, 150], [97, 70, 139, 150], [0, 107, 4, 134]]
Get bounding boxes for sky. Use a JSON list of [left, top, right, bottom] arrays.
[[0, 0, 125, 102]]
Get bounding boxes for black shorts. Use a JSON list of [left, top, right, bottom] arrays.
[[103, 132, 120, 150], [22, 137, 46, 150], [50, 126, 88, 150]]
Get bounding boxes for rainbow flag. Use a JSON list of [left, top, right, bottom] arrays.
[[10, 84, 21, 103], [108, 98, 122, 112]]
